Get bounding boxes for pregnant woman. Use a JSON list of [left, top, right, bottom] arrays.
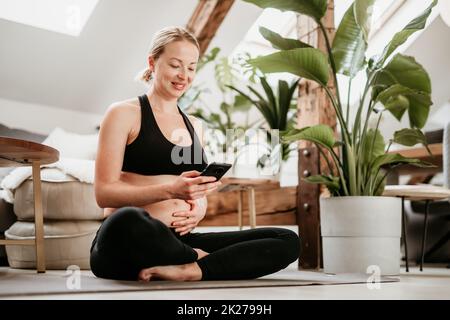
[[90, 26, 301, 281]]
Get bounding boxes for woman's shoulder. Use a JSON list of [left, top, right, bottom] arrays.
[[106, 97, 140, 116], [100, 98, 141, 132]]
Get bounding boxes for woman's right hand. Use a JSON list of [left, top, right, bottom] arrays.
[[168, 170, 221, 200]]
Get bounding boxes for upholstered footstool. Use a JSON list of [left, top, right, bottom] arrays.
[[5, 176, 104, 270], [5, 220, 101, 269]]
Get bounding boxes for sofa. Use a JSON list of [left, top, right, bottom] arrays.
[[0, 125, 103, 269]]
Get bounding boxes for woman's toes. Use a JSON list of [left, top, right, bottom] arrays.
[[138, 268, 153, 281]]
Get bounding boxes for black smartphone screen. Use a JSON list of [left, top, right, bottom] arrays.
[[199, 162, 232, 181]]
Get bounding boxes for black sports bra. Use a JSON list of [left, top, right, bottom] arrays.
[[121, 95, 208, 175]]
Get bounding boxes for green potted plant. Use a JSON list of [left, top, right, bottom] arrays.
[[243, 0, 438, 274]]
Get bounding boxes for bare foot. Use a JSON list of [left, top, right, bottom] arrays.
[[193, 248, 209, 260], [138, 262, 202, 282]]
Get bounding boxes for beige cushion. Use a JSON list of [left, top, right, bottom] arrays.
[[5, 220, 101, 270], [14, 180, 103, 221]]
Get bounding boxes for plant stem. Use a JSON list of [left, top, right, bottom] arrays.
[[346, 143, 358, 195], [372, 169, 391, 196], [365, 112, 383, 195], [386, 140, 393, 153], [318, 21, 343, 115], [323, 86, 350, 144], [315, 143, 336, 176], [346, 78, 352, 124], [353, 72, 373, 143], [359, 71, 381, 152], [318, 142, 349, 196]]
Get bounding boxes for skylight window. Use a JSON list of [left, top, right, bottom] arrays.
[[0, 0, 99, 37], [243, 8, 296, 46]]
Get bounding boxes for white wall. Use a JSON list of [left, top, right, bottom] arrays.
[[0, 97, 103, 135]]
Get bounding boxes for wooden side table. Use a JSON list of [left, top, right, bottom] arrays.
[[0, 137, 59, 273], [220, 177, 280, 229], [383, 185, 450, 272]]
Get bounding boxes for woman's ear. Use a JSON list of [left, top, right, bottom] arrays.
[[148, 56, 155, 72]]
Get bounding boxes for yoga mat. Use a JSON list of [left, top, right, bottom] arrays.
[[0, 268, 399, 297]]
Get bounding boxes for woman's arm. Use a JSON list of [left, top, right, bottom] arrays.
[[94, 102, 171, 208]]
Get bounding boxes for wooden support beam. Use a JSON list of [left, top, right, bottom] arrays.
[[296, 1, 337, 269], [186, 0, 236, 55]]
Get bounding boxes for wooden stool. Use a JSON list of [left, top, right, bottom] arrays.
[[220, 177, 280, 229], [383, 185, 450, 272], [0, 137, 59, 273]]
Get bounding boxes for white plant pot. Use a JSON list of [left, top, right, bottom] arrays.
[[320, 196, 402, 275]]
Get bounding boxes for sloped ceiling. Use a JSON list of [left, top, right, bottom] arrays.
[[0, 0, 261, 114]]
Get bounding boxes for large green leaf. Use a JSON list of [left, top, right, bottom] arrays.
[[260, 27, 311, 50], [361, 129, 385, 164], [282, 125, 336, 150], [277, 78, 299, 130], [373, 54, 432, 128], [278, 80, 290, 130], [260, 77, 278, 121], [377, 0, 437, 66], [376, 84, 432, 126], [248, 48, 330, 86], [379, 55, 431, 93], [371, 153, 434, 173], [383, 95, 410, 120], [393, 128, 431, 154], [332, 1, 373, 78], [247, 86, 277, 127], [376, 85, 410, 120], [354, 0, 375, 43], [243, 0, 327, 21]]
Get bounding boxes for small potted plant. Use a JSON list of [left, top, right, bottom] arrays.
[[244, 0, 438, 274], [228, 76, 300, 178]]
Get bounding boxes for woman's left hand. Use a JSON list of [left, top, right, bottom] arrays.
[[171, 199, 206, 236]]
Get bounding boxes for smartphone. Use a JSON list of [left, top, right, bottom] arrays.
[[199, 162, 232, 181]]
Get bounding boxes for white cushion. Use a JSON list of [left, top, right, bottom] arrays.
[[14, 180, 104, 221], [43, 127, 98, 160]]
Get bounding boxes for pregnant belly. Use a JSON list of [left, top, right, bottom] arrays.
[[142, 199, 191, 226], [103, 199, 191, 228], [102, 172, 191, 227]]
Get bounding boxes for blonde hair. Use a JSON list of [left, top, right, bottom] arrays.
[[138, 26, 200, 83]]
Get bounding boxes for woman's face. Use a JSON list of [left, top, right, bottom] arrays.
[[150, 40, 199, 99]]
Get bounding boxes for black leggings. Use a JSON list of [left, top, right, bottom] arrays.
[[90, 207, 301, 281]]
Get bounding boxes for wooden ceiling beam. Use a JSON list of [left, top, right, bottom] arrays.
[[186, 0, 235, 55]]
